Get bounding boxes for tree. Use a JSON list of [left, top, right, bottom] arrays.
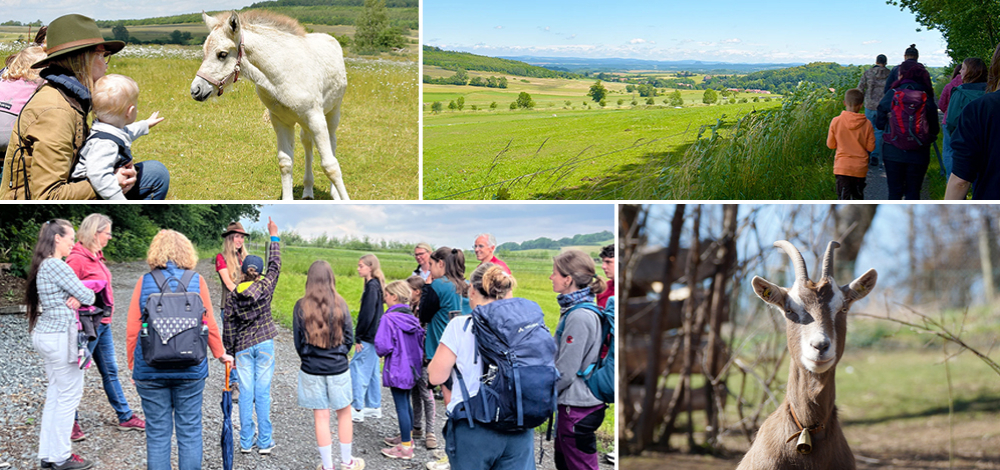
[[626, 84, 636, 93], [456, 96, 465, 111], [112, 23, 129, 43], [498, 76, 508, 88], [517, 92, 534, 109], [617, 98, 624, 106], [431, 101, 443, 113], [599, 99, 607, 107], [631, 99, 638, 106], [703, 89, 718, 104], [469, 76, 485, 87], [448, 100, 457, 110], [354, 0, 405, 54], [588, 80, 608, 103], [490, 101, 498, 110], [510, 102, 517, 110], [645, 97, 655, 105], [669, 90, 683, 107], [888, 0, 999, 66], [169, 30, 184, 44]]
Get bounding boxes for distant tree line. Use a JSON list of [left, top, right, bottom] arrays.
[[423, 46, 580, 79], [1, 20, 43, 26], [268, 231, 415, 253], [496, 231, 613, 252], [423, 70, 508, 88]]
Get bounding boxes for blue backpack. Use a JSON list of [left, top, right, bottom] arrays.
[[557, 299, 615, 404], [451, 297, 559, 433]]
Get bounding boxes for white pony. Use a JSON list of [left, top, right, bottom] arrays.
[[191, 11, 349, 200]]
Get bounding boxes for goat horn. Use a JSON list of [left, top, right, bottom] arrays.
[[774, 240, 809, 284], [820, 241, 841, 281]]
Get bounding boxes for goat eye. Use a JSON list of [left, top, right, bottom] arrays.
[[218, 51, 228, 60]]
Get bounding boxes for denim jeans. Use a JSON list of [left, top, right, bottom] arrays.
[[864, 108, 883, 163], [443, 418, 534, 470], [33, 330, 85, 466], [391, 388, 413, 442], [86, 322, 134, 423], [349, 341, 382, 410], [124, 160, 170, 200], [135, 378, 205, 470], [236, 339, 275, 450], [942, 130, 954, 177]]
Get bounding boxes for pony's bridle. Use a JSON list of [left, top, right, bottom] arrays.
[[196, 32, 244, 97]]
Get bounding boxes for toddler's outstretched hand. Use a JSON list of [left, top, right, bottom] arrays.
[[147, 111, 165, 128]]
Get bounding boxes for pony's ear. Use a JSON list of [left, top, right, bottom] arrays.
[[202, 11, 220, 30], [228, 12, 240, 35]]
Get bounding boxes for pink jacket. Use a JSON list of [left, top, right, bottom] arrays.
[[66, 242, 114, 323]]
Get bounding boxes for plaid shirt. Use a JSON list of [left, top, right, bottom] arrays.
[[223, 240, 281, 353], [33, 258, 96, 334]]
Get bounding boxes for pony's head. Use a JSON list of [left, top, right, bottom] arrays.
[[191, 11, 243, 101]]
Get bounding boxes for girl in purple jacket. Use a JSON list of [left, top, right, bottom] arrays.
[[375, 280, 425, 460]]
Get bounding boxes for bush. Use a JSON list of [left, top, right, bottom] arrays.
[[431, 101, 443, 113], [510, 102, 517, 110], [490, 101, 498, 110]]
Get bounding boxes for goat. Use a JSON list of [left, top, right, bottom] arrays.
[[736, 240, 877, 470]]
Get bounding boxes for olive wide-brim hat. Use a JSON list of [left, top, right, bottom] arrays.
[[222, 222, 249, 238], [32, 14, 125, 69]]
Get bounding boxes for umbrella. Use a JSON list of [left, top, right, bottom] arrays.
[[221, 362, 234, 470]]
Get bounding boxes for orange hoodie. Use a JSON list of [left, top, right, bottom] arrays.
[[827, 110, 875, 178]]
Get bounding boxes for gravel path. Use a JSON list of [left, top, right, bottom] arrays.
[[863, 161, 933, 200], [0, 259, 607, 470]]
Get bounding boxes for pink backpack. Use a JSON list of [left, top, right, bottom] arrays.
[[885, 88, 932, 151], [0, 78, 39, 116]]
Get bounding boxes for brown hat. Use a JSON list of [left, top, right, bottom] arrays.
[[222, 221, 248, 238], [32, 14, 125, 69]]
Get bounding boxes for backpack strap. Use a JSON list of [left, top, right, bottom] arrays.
[[150, 269, 196, 294], [563, 302, 603, 378], [452, 315, 476, 428], [85, 131, 134, 169]]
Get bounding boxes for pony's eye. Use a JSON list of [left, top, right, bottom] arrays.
[[218, 51, 229, 60]]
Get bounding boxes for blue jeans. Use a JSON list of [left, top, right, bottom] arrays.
[[236, 340, 275, 450], [86, 322, 134, 423], [942, 129, 954, 177], [135, 378, 205, 470], [864, 108, 883, 163], [443, 418, 534, 470], [124, 160, 170, 200], [391, 388, 413, 442], [349, 341, 381, 410]]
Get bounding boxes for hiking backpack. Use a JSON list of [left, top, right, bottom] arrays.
[[945, 85, 987, 134], [885, 88, 932, 151], [451, 297, 559, 433], [140, 269, 208, 369], [556, 299, 615, 404]]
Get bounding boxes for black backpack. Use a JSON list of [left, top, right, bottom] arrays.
[[140, 269, 208, 369]]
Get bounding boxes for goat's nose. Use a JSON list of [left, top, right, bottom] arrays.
[[811, 338, 831, 353]]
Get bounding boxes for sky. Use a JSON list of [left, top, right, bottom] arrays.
[[424, 0, 950, 66], [237, 204, 614, 251], [0, 0, 256, 24]]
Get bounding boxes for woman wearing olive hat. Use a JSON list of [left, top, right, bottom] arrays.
[[0, 14, 170, 200]]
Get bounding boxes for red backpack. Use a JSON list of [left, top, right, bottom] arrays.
[[885, 88, 932, 151]]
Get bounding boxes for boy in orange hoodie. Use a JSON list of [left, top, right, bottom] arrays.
[[827, 88, 875, 200]]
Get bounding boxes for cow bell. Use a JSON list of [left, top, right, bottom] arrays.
[[796, 429, 813, 454]]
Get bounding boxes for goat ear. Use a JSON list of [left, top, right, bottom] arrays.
[[203, 11, 220, 31], [843, 268, 877, 302], [228, 12, 240, 34], [752, 276, 786, 309]]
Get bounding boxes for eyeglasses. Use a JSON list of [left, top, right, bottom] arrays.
[[414, 251, 428, 258], [99, 230, 113, 239]]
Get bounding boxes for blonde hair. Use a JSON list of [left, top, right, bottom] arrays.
[[385, 280, 412, 305], [92, 74, 139, 123], [146, 230, 198, 270], [2, 45, 45, 82], [359, 253, 386, 289], [470, 263, 516, 299], [554, 249, 606, 295], [78, 213, 112, 252], [48, 48, 100, 92], [222, 232, 248, 284]]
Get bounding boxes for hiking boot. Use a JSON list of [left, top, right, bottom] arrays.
[[382, 444, 414, 460], [426, 456, 449, 470], [259, 444, 275, 455], [424, 432, 438, 449], [117, 415, 145, 432], [70, 421, 86, 442], [411, 427, 424, 439], [52, 454, 92, 470], [363, 408, 382, 419], [341, 457, 365, 470], [384, 434, 402, 446], [351, 408, 364, 423]]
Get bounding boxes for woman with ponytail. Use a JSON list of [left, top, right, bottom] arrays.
[[293, 261, 363, 470], [550, 249, 607, 470], [350, 254, 386, 422], [418, 247, 468, 404]]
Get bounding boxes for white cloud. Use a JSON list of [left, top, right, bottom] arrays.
[[720, 38, 742, 44], [862, 40, 881, 45], [629, 38, 648, 44], [495, 25, 503, 29]]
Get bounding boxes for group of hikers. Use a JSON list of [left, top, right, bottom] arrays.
[[22, 213, 617, 470], [827, 41, 1000, 200]]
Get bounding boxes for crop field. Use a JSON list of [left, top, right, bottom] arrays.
[[0, 42, 420, 199]]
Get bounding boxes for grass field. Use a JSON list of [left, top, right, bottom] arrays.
[[96, 50, 417, 200]]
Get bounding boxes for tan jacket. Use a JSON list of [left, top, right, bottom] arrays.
[[1, 83, 96, 200]]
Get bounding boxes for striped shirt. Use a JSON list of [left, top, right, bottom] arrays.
[[33, 257, 95, 334]]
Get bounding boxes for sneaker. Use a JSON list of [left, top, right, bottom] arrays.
[[351, 408, 364, 423], [363, 408, 382, 419], [240, 447, 253, 454], [424, 432, 438, 449], [381, 444, 414, 460], [426, 456, 449, 470], [117, 415, 145, 432], [232, 382, 239, 404], [52, 454, 93, 470], [259, 444, 275, 455], [411, 427, 424, 439], [40, 460, 53, 469], [432, 449, 447, 460], [605, 452, 616, 464], [70, 421, 86, 442], [870, 157, 879, 168], [341, 457, 365, 470], [384, 434, 402, 446]]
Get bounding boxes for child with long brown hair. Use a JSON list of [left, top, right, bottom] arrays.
[[293, 260, 363, 470]]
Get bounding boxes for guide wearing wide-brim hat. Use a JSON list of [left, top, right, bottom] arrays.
[[222, 222, 249, 238], [32, 14, 125, 69]]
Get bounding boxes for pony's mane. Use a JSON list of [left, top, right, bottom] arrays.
[[213, 10, 306, 37]]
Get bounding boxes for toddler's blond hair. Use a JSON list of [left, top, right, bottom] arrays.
[[92, 74, 139, 123]]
